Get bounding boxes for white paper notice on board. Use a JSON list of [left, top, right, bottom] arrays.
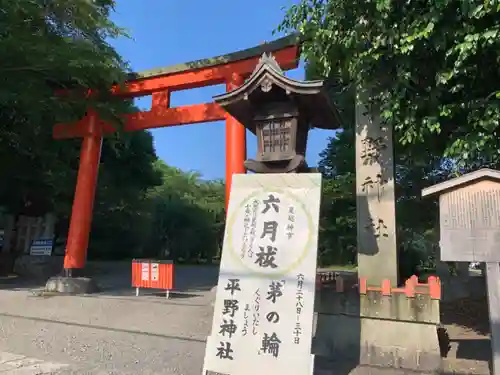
[[151, 263, 159, 281], [141, 263, 149, 281], [202, 173, 322, 375]]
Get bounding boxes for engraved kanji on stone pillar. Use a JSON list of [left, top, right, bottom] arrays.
[[355, 96, 398, 286]]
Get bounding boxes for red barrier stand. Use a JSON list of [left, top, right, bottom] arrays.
[[131, 259, 174, 298]]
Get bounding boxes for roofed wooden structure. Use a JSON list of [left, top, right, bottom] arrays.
[[213, 52, 341, 133], [422, 168, 500, 197]]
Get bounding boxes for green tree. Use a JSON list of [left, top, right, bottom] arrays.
[[87, 130, 163, 260], [0, 0, 166, 268], [278, 0, 500, 165], [308, 52, 452, 271], [0, 0, 226, 268], [316, 128, 357, 267], [316, 124, 447, 275], [144, 161, 226, 262], [0, 0, 136, 219], [278, 0, 500, 277], [0, 0, 130, 126]]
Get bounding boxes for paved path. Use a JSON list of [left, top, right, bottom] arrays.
[[0, 313, 207, 374], [0, 289, 213, 374], [0, 264, 218, 375], [0, 351, 69, 374], [0, 265, 493, 374]]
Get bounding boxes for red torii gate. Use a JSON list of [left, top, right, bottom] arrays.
[[55, 36, 300, 275]]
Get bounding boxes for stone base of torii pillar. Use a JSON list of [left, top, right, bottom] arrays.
[[45, 276, 99, 294]]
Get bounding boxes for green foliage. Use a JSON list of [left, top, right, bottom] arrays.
[[88, 130, 163, 260], [0, 0, 228, 266], [0, 0, 130, 126], [142, 161, 226, 262], [316, 127, 356, 267], [278, 0, 500, 166], [0, 0, 163, 264], [312, 93, 455, 270], [316, 125, 448, 271], [0, 0, 140, 218], [276, 0, 500, 273]]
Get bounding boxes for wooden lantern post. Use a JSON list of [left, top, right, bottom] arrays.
[[203, 53, 340, 375], [213, 53, 341, 174], [422, 168, 500, 375]]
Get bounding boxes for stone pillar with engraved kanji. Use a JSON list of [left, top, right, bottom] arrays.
[[355, 97, 398, 286]]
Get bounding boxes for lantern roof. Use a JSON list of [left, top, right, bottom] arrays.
[[213, 53, 341, 134]]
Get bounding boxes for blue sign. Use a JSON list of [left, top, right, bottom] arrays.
[[30, 238, 54, 256]]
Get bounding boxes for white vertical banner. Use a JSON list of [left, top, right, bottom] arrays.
[[141, 263, 150, 281], [203, 173, 322, 375]]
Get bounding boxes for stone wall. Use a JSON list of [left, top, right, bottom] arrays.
[[436, 261, 486, 302], [313, 273, 442, 374], [14, 255, 63, 280]]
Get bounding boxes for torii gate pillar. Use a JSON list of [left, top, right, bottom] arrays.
[[63, 110, 102, 275], [225, 73, 246, 208]]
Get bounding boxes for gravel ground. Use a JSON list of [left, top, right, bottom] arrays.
[[0, 265, 217, 374], [0, 265, 493, 374], [0, 290, 214, 374], [0, 314, 206, 374]]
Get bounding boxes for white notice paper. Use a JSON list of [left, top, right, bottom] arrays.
[[203, 173, 322, 375], [141, 263, 149, 281], [151, 263, 159, 281]]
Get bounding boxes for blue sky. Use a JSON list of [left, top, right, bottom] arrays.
[[110, 0, 333, 180]]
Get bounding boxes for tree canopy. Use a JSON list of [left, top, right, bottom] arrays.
[[0, 0, 227, 271], [277, 0, 500, 274], [0, 0, 130, 126], [5, 0, 499, 275], [141, 161, 225, 262], [278, 0, 500, 165]]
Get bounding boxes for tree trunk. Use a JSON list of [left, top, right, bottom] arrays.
[[1, 213, 21, 274]]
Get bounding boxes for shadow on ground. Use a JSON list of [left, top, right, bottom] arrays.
[[1, 261, 219, 300], [88, 262, 219, 297], [438, 277, 492, 374], [0, 275, 46, 291]]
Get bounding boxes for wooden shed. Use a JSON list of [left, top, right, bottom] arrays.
[[422, 168, 500, 262]]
